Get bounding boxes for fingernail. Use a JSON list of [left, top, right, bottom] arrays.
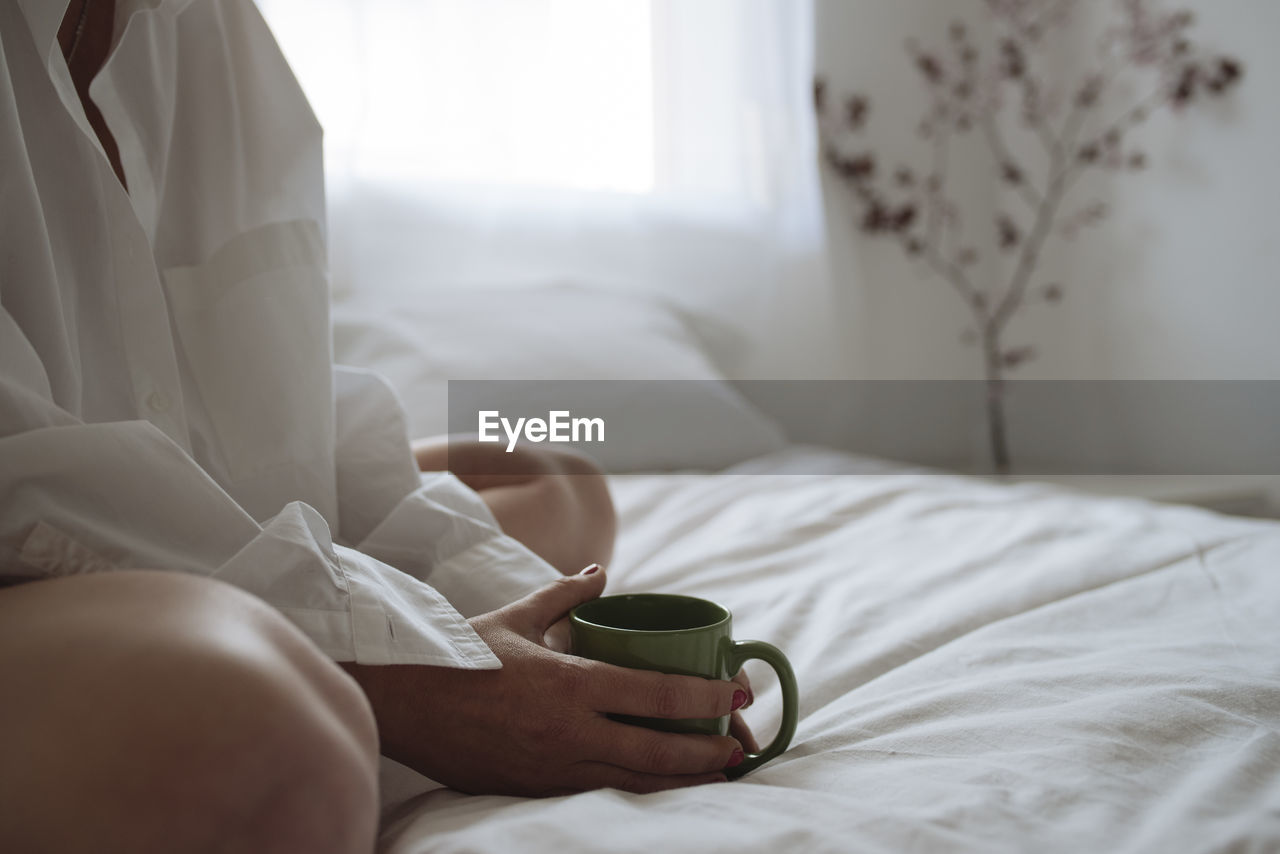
[[731, 689, 748, 711], [579, 564, 601, 576], [727, 749, 744, 768]]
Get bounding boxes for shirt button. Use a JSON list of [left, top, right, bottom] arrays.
[[146, 390, 172, 413]]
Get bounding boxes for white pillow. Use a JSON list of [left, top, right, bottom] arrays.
[[332, 285, 786, 471]]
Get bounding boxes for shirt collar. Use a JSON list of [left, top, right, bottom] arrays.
[[15, 0, 71, 63], [15, 0, 190, 65]]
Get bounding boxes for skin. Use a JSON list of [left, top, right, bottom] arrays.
[[342, 567, 749, 797], [0, 6, 757, 850], [412, 439, 761, 753], [0, 552, 747, 853], [58, 0, 127, 188], [0, 570, 381, 854], [412, 438, 618, 574]]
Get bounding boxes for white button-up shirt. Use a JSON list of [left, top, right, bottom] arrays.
[[1, 0, 559, 668]]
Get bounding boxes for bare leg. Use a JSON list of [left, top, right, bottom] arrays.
[[412, 438, 617, 574], [0, 571, 379, 854]]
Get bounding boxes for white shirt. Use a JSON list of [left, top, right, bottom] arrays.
[[0, 0, 559, 668]]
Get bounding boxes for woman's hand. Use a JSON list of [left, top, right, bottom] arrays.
[[544, 600, 760, 754], [343, 568, 748, 796], [729, 670, 761, 754]]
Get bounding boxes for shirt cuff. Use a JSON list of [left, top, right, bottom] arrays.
[[326, 546, 500, 667], [356, 471, 561, 618], [210, 501, 501, 668]]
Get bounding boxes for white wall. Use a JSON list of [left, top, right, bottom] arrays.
[[798, 0, 1280, 489], [814, 0, 995, 381], [1022, 0, 1280, 382], [815, 0, 1280, 383]]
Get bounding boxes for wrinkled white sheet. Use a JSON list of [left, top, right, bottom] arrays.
[[380, 447, 1280, 853]]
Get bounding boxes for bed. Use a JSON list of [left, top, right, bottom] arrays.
[[333, 287, 1280, 853]]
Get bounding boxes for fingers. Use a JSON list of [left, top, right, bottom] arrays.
[[731, 669, 754, 709], [727, 670, 757, 751], [587, 662, 747, 720], [542, 616, 571, 654], [729, 712, 760, 754], [571, 762, 728, 795], [511, 565, 606, 639], [592, 720, 743, 777]]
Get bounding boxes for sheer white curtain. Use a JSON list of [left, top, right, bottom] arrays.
[[257, 0, 835, 376]]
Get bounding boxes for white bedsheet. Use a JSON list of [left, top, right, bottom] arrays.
[[379, 447, 1280, 853]]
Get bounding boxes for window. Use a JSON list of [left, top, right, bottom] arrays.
[[258, 0, 811, 208], [255, 0, 823, 329]]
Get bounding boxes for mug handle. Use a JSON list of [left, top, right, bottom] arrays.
[[725, 640, 799, 778]]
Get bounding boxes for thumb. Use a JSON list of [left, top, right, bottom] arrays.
[[515, 564, 606, 637]]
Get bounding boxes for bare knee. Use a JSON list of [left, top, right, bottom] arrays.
[[0, 571, 378, 854], [410, 438, 617, 572], [548, 451, 617, 569], [497, 450, 616, 573]]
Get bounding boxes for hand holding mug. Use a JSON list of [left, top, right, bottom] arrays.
[[344, 568, 751, 796], [571, 593, 799, 778]]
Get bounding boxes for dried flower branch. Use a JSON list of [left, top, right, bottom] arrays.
[[816, 0, 1243, 473]]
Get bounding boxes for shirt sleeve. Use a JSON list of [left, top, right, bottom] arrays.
[[0, 324, 500, 669], [331, 366, 561, 618]]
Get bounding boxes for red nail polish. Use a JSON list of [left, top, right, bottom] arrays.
[[727, 749, 744, 768], [731, 689, 748, 711], [579, 564, 601, 575]]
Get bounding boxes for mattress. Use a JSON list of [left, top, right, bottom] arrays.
[[377, 446, 1280, 852]]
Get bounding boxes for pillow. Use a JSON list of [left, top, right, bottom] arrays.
[[332, 285, 786, 471]]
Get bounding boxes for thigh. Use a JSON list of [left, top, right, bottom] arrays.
[[0, 570, 378, 854], [413, 437, 617, 573]]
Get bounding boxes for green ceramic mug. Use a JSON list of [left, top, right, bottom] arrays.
[[569, 593, 799, 778]]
